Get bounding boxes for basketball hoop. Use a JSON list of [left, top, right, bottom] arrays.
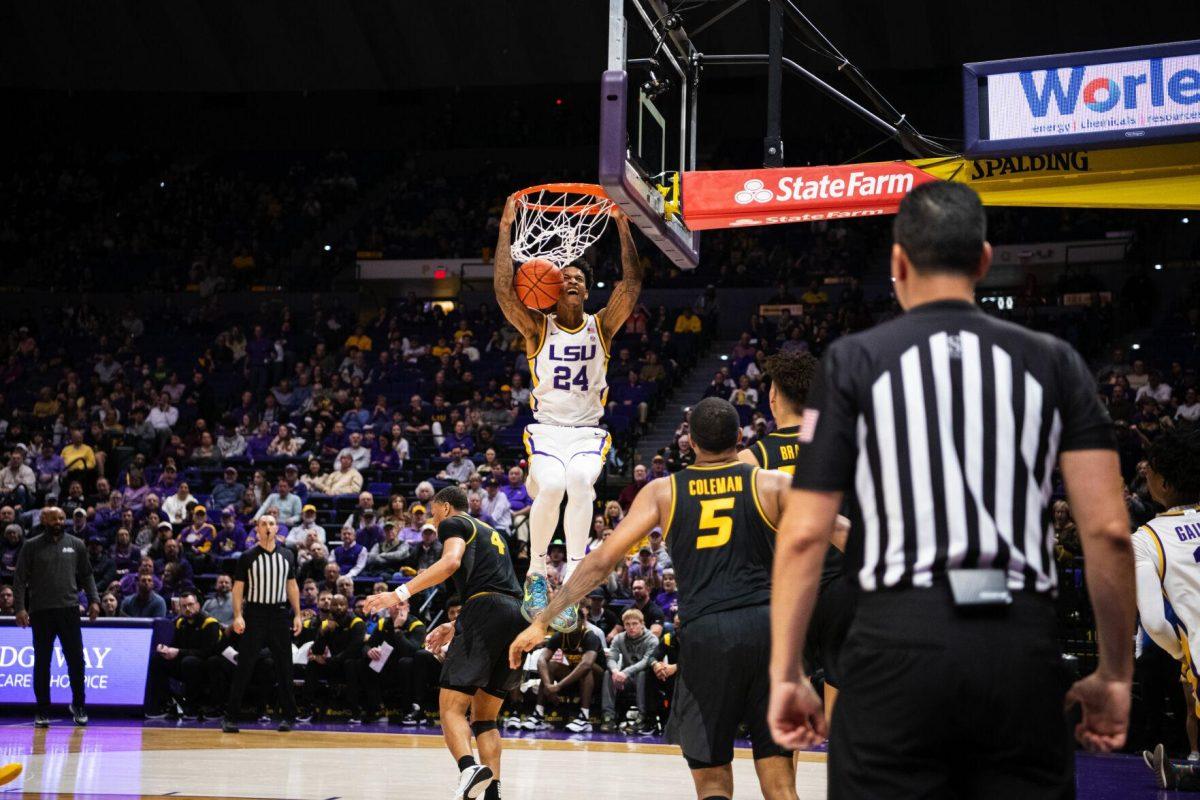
[[510, 183, 615, 267]]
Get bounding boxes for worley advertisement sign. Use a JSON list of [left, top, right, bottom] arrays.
[[0, 620, 154, 706], [964, 40, 1200, 156]]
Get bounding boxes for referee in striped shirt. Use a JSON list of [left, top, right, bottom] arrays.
[[769, 181, 1136, 799], [223, 516, 302, 733]]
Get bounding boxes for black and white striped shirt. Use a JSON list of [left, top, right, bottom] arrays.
[[793, 300, 1114, 594], [233, 544, 296, 605]]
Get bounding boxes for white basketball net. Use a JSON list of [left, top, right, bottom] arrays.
[[511, 184, 615, 267]]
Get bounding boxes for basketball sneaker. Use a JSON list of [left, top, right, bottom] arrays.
[[454, 764, 494, 800], [521, 711, 549, 731], [521, 573, 550, 622], [549, 603, 579, 633], [565, 711, 592, 733], [1146, 743, 1173, 790], [69, 704, 88, 727]]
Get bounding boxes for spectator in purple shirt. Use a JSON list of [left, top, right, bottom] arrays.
[[608, 370, 650, 425], [244, 421, 274, 461], [332, 526, 367, 578], [211, 509, 245, 558], [34, 442, 65, 501], [110, 528, 139, 576], [501, 465, 532, 514], [355, 509, 384, 551], [439, 420, 475, 455]]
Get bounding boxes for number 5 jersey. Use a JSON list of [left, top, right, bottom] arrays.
[[663, 461, 778, 624]]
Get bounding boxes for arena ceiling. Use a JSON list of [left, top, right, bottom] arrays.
[[0, 0, 1196, 92]]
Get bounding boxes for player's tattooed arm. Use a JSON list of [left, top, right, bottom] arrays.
[[596, 210, 643, 343], [511, 480, 667, 668], [537, 480, 662, 626], [494, 194, 545, 347]]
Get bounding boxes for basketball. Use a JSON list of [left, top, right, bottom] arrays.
[[515, 258, 563, 309]]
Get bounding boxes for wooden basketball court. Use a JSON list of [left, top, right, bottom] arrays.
[[1, 724, 830, 799]]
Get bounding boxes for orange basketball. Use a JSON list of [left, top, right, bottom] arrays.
[[514, 258, 563, 310]]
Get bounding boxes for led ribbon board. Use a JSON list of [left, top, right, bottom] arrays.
[[964, 40, 1200, 156]]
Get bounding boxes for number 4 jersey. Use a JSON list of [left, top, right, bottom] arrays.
[[529, 313, 609, 427], [438, 514, 522, 600], [664, 462, 778, 624]]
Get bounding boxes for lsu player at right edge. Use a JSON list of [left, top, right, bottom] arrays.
[[1133, 430, 1200, 789]]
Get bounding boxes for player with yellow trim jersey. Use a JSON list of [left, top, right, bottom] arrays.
[[492, 195, 644, 632], [512, 398, 847, 800], [1133, 431, 1200, 718]]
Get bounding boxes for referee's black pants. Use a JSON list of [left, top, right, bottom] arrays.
[[31, 607, 87, 712], [226, 605, 297, 721], [829, 589, 1074, 800]]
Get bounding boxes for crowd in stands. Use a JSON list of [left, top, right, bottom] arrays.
[[0, 273, 722, 729]]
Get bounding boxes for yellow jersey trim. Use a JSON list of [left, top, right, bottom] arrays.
[[753, 441, 769, 469], [663, 475, 677, 543], [530, 315, 548, 357], [552, 315, 587, 335], [684, 461, 743, 471], [456, 514, 478, 547], [750, 468, 778, 533]]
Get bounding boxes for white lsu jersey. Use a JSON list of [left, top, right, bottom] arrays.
[[528, 313, 609, 427], [1133, 505, 1200, 678]]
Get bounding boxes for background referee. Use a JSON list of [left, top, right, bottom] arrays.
[[768, 181, 1136, 799], [223, 515, 301, 733]]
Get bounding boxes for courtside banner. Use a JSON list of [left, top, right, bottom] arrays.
[[680, 162, 937, 231], [0, 620, 154, 706], [912, 141, 1200, 210]]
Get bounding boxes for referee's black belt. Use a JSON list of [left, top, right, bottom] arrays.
[[244, 602, 290, 612]]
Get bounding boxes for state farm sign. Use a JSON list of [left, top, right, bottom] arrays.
[[681, 162, 937, 231]]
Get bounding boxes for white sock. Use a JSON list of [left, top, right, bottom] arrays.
[[580, 708, 590, 718], [535, 704, 545, 716]]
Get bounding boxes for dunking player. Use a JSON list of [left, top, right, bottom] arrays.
[[1132, 431, 1200, 790], [493, 194, 643, 631], [511, 398, 843, 800], [365, 487, 524, 800], [738, 351, 852, 717]]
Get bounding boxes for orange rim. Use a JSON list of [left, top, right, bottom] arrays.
[[513, 182, 613, 215]]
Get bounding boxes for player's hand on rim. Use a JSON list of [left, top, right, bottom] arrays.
[[508, 620, 548, 668], [768, 678, 827, 750], [363, 591, 400, 615]]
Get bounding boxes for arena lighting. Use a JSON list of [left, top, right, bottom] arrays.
[[1155, 263, 1163, 270], [720, 354, 729, 361], [1184, 217, 1191, 224], [596, 281, 606, 288], [159, 181, 165, 188], [1132, 343, 1142, 350], [323, 244, 331, 251]]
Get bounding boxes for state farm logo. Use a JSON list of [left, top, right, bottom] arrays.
[[734, 179, 773, 205], [730, 170, 916, 206]]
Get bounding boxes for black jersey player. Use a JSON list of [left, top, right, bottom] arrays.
[[511, 398, 846, 800], [365, 486, 524, 800], [738, 351, 853, 718]]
